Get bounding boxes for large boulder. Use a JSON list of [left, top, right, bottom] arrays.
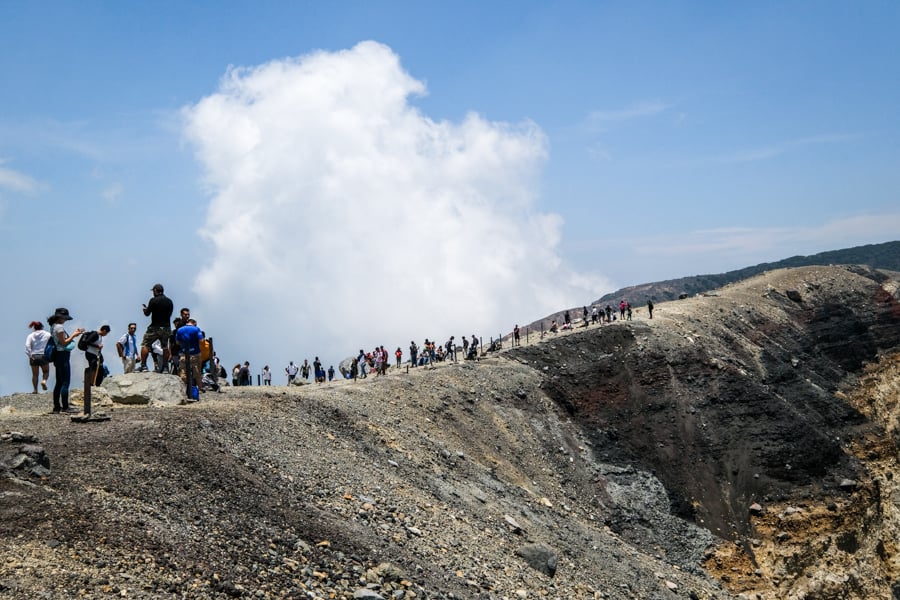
[[101, 373, 187, 406], [338, 356, 356, 379]]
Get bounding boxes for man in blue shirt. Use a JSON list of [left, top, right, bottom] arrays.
[[175, 318, 204, 400], [116, 323, 140, 373]]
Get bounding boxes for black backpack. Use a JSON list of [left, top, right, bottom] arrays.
[[78, 330, 100, 352]]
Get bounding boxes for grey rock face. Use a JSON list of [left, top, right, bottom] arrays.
[[516, 542, 558, 577], [102, 373, 186, 406]]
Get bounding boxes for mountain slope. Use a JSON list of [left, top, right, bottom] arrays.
[[2, 264, 899, 599], [597, 239, 900, 308]]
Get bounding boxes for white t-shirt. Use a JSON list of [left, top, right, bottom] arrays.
[[25, 330, 51, 358], [51, 323, 69, 351]]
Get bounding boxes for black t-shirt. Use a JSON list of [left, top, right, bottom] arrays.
[[146, 294, 174, 328]]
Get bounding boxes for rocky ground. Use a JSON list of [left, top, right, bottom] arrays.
[[2, 264, 899, 600]]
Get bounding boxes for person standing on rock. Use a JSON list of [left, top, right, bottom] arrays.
[[48, 308, 84, 414], [619, 300, 627, 320], [262, 365, 272, 385], [647, 299, 654, 319], [409, 341, 418, 368], [327, 365, 335, 381], [513, 324, 520, 346], [139, 284, 173, 372], [239, 361, 251, 386], [25, 321, 52, 394], [395, 347, 403, 368]]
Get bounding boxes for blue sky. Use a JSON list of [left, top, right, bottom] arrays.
[[2, 1, 898, 397]]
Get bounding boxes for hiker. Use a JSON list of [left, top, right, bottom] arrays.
[[311, 357, 321, 382], [327, 365, 335, 381], [350, 357, 359, 381], [409, 341, 418, 368], [445, 336, 456, 361], [139, 283, 173, 372], [605, 305, 613, 322], [564, 310, 571, 327], [175, 318, 204, 398], [285, 361, 299, 384], [262, 365, 272, 385], [48, 308, 84, 414], [583, 306, 589, 327], [25, 321, 52, 394], [466, 335, 478, 360], [116, 322, 140, 373], [647, 299, 654, 319], [239, 361, 251, 386], [379, 347, 388, 375], [373, 350, 383, 376], [167, 308, 191, 374], [301, 359, 311, 381], [626, 303, 633, 321], [619, 300, 627, 320], [357, 350, 367, 378], [232, 364, 240, 386], [83, 325, 111, 388], [395, 347, 403, 368], [513, 324, 520, 346], [167, 318, 183, 374]]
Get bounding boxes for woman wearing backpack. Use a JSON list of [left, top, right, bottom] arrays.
[[25, 321, 52, 394], [47, 307, 84, 414]]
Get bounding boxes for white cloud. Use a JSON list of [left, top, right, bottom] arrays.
[[587, 100, 670, 125], [709, 133, 861, 165], [102, 182, 124, 205], [0, 161, 39, 194], [183, 41, 600, 366]]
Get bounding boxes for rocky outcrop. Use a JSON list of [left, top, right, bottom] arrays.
[[101, 372, 187, 405], [0, 432, 49, 482], [510, 265, 900, 598]]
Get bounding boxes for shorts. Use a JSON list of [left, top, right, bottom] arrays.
[[142, 326, 172, 350], [30, 355, 48, 366]]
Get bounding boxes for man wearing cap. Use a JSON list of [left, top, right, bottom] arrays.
[[139, 284, 174, 372]]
